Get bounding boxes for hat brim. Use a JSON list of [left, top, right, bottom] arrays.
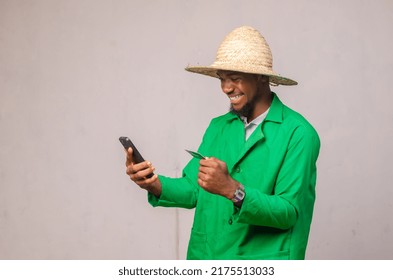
[[185, 65, 298, 86]]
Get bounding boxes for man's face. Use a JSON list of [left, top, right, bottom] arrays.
[[217, 71, 263, 118]]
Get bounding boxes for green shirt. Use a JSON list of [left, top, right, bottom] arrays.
[[149, 93, 320, 260]]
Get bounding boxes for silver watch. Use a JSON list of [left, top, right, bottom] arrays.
[[231, 184, 245, 203]]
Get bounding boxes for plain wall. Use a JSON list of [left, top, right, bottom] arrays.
[[1, 0, 392, 259]]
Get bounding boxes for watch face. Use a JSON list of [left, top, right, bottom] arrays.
[[232, 185, 245, 202]]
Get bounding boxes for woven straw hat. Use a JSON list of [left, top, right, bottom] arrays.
[[185, 26, 297, 86]]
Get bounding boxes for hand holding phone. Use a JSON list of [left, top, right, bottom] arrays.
[[119, 136, 154, 178]]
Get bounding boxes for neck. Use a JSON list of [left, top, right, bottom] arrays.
[[247, 87, 272, 122]]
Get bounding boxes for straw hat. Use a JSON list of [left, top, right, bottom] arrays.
[[185, 26, 297, 86]]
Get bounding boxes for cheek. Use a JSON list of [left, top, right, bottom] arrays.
[[240, 85, 253, 97], [239, 79, 254, 91], [243, 83, 258, 96]]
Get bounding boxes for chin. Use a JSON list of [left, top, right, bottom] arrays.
[[229, 105, 245, 117]]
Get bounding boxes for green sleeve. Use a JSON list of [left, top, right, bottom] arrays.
[[148, 118, 220, 209], [148, 173, 198, 209], [236, 125, 320, 229]]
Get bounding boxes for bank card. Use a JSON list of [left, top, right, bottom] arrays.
[[185, 150, 207, 160]]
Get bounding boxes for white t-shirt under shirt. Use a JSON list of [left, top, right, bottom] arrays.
[[240, 108, 270, 141]]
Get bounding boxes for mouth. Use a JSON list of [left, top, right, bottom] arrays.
[[228, 93, 245, 104]]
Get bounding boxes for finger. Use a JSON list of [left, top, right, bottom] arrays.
[[136, 174, 159, 187], [133, 166, 155, 181], [197, 178, 206, 189], [198, 165, 206, 173], [199, 157, 219, 167], [200, 162, 219, 172], [198, 165, 212, 176], [126, 160, 151, 176], [126, 147, 134, 166], [199, 159, 212, 169], [197, 171, 210, 182], [127, 160, 150, 173], [129, 164, 155, 180], [127, 161, 155, 179], [126, 166, 133, 176], [133, 161, 152, 171]]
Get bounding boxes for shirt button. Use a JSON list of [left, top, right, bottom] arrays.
[[235, 167, 241, 173], [228, 218, 233, 225]]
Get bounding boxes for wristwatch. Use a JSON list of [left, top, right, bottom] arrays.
[[231, 184, 245, 203]]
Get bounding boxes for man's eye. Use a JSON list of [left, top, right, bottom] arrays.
[[231, 77, 241, 82]]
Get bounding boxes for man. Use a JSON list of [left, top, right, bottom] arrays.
[[125, 26, 320, 259]]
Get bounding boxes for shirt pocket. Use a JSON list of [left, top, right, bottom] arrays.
[[186, 229, 208, 260]]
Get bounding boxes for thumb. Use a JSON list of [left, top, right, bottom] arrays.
[[126, 147, 134, 165]]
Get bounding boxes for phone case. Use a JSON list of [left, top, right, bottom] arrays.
[[119, 136, 153, 178]]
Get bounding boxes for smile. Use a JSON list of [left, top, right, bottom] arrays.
[[229, 93, 244, 101], [228, 93, 245, 105]]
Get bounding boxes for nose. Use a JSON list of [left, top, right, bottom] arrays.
[[221, 79, 234, 94]]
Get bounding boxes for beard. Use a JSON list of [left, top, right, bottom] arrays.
[[229, 89, 263, 120]]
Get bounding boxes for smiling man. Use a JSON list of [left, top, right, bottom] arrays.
[[125, 26, 320, 259], [218, 71, 271, 121]]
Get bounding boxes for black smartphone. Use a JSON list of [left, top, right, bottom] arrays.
[[119, 136, 153, 178]]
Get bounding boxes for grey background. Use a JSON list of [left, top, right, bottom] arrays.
[[1, 0, 392, 259]]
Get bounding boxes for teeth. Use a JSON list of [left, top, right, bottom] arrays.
[[229, 94, 242, 100]]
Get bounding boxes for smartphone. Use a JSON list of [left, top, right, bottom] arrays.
[[119, 136, 153, 178]]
